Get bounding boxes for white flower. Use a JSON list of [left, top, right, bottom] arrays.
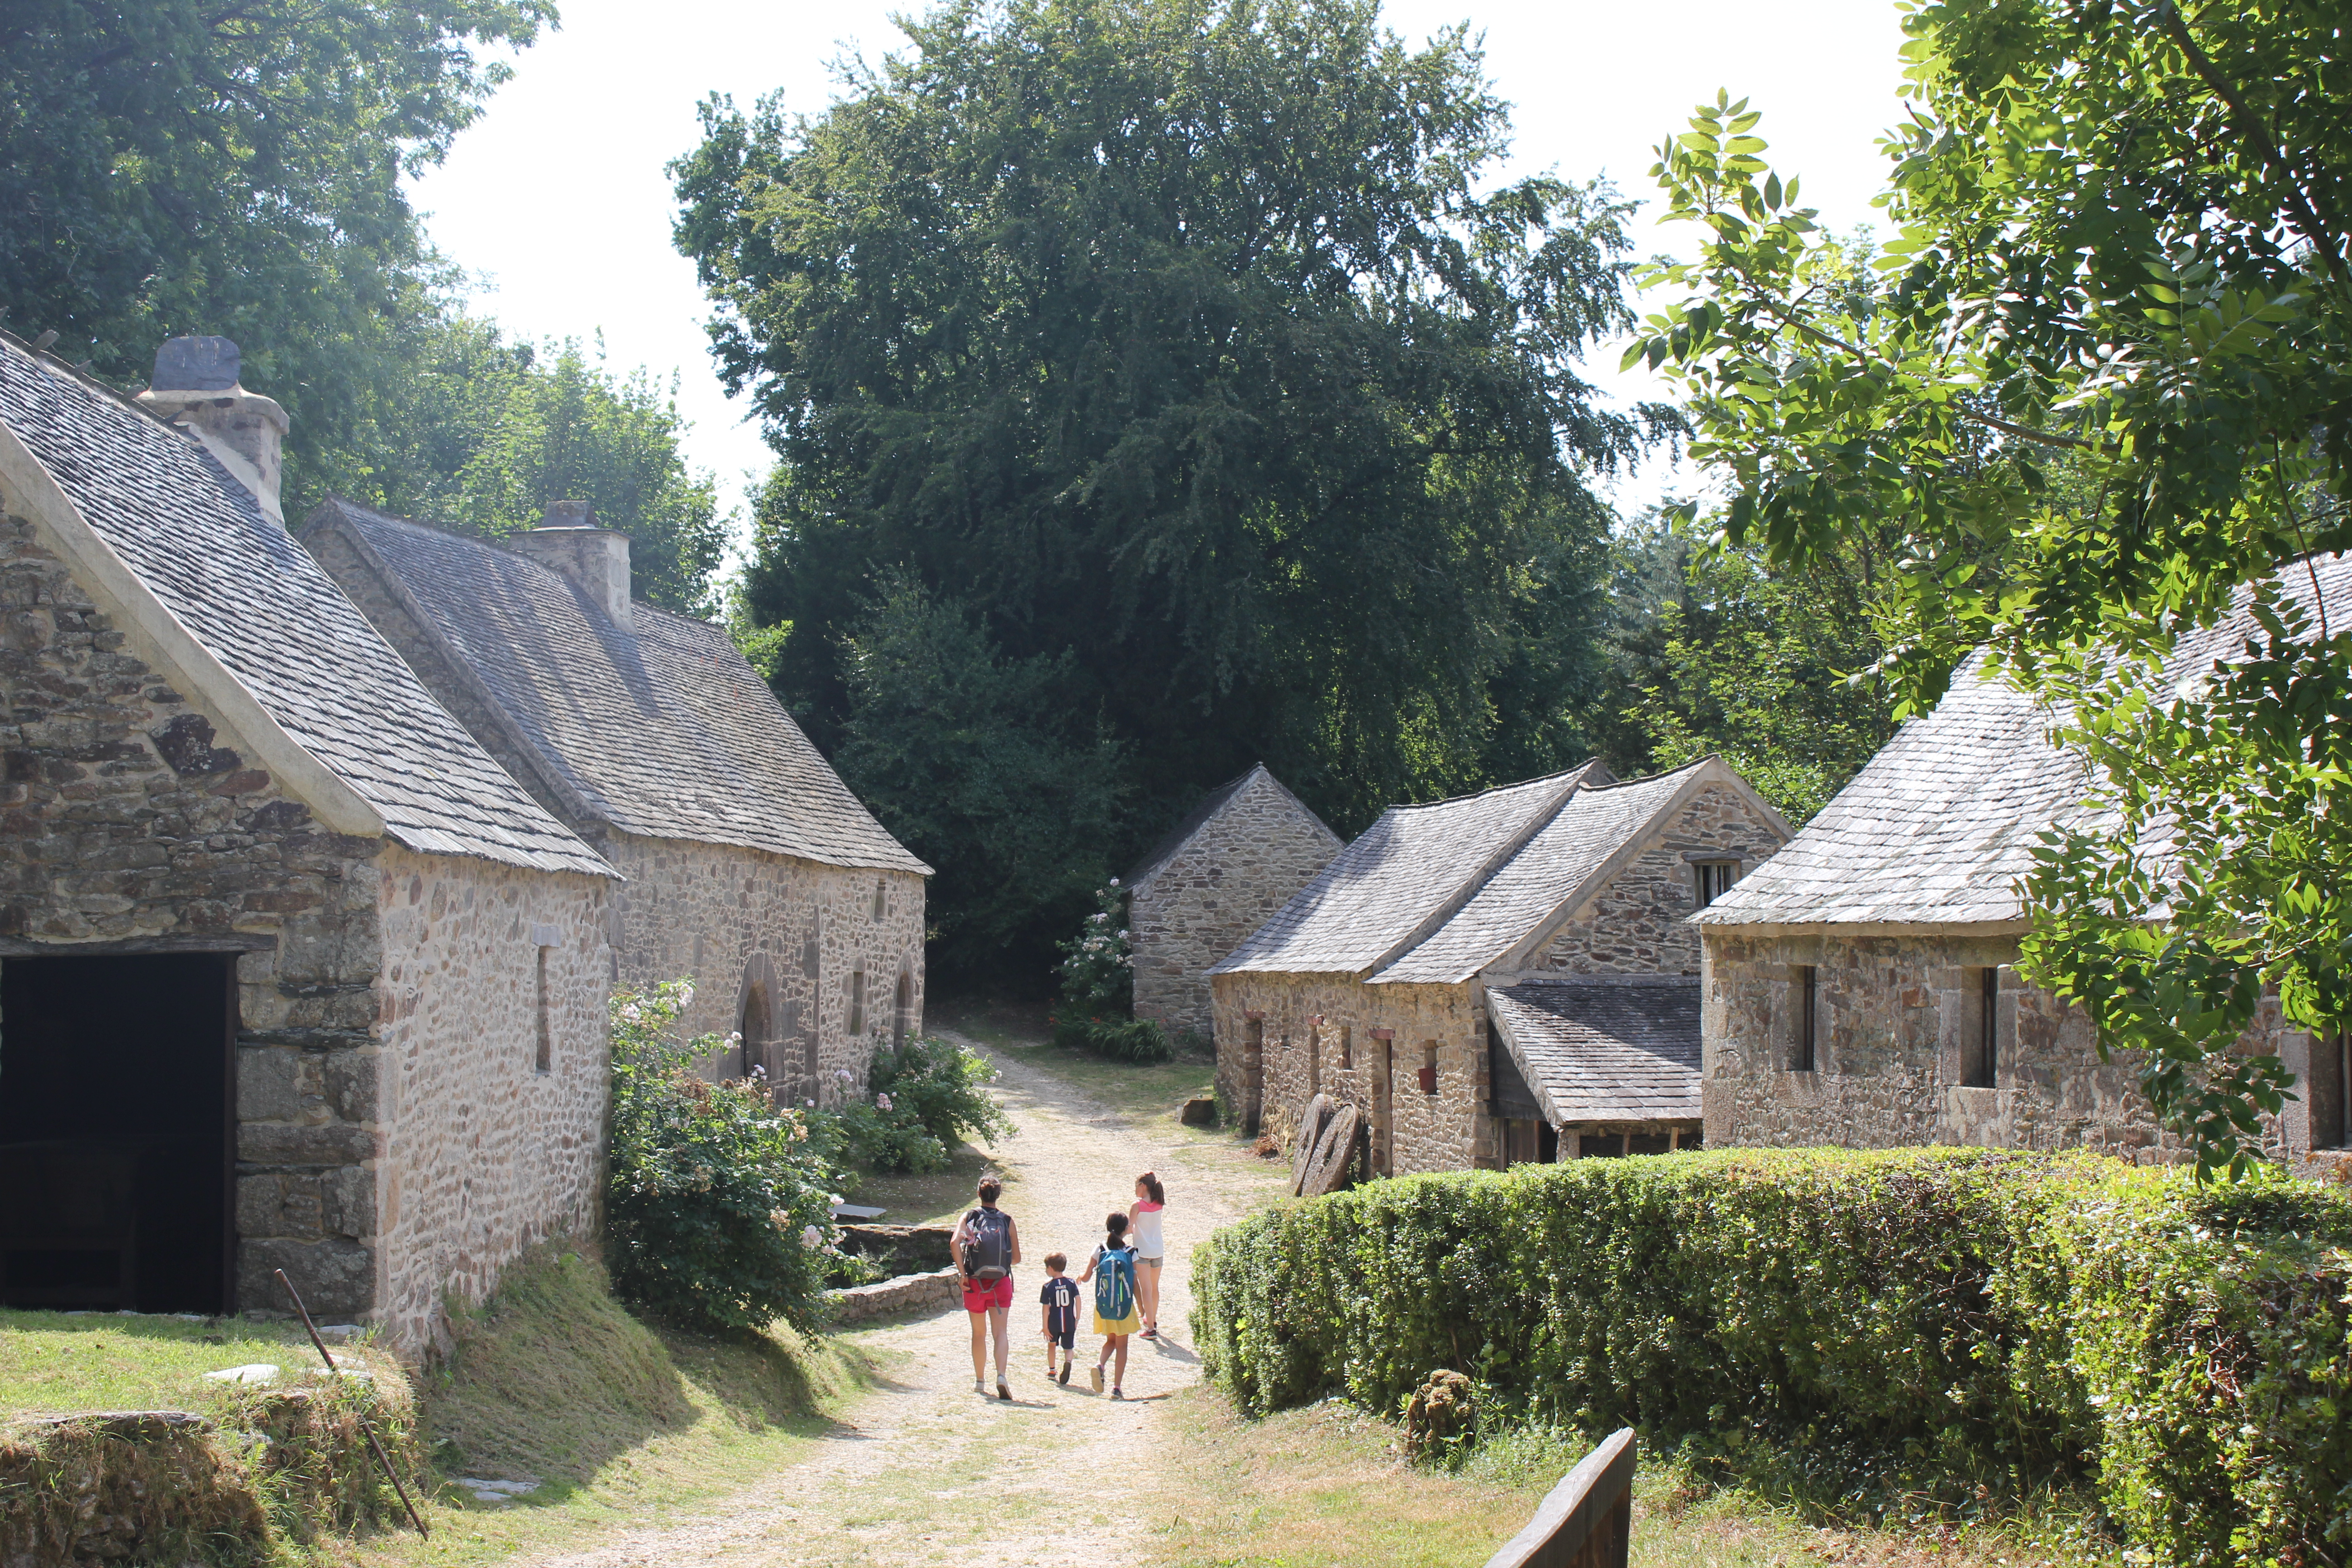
[[1090, 913, 1107, 924], [679, 984, 696, 1009], [1117, 930, 1128, 940], [1108, 877, 1119, 887], [800, 1224, 823, 1250], [875, 1093, 894, 1112], [837, 1068, 853, 1081], [619, 1003, 643, 1023], [805, 1098, 816, 1108], [751, 1063, 767, 1079]]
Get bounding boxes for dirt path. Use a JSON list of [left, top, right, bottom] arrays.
[[511, 1035, 1283, 1568]]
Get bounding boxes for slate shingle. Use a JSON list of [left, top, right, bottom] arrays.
[[312, 501, 928, 874], [1696, 555, 2352, 929], [0, 341, 612, 878], [1489, 980, 1702, 1122]]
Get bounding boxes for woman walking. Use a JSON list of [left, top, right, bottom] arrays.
[[1129, 1171, 1166, 1338], [1077, 1210, 1142, 1398]]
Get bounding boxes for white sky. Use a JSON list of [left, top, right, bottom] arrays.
[[409, 0, 1912, 559]]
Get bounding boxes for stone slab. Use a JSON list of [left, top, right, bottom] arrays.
[[1289, 1093, 1334, 1195], [1301, 1104, 1361, 1197]]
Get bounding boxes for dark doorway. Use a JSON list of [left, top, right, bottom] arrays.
[[0, 952, 235, 1312]]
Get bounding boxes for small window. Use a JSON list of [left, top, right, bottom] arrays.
[[534, 946, 552, 1074], [1694, 860, 1742, 908], [872, 879, 887, 920], [2313, 1031, 2351, 1151], [1962, 966, 2001, 1088], [1418, 1040, 1439, 1096], [848, 968, 866, 1036], [1338, 1025, 1352, 1070], [1789, 965, 1817, 1072]]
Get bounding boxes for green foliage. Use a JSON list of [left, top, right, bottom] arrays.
[[831, 1035, 1014, 1174], [1193, 1150, 2352, 1562], [674, 0, 1667, 970], [1050, 1012, 1175, 1064], [1634, 2, 2352, 1171], [1614, 510, 1897, 825], [0, 0, 547, 499], [329, 324, 730, 615], [606, 982, 845, 1333], [1055, 880, 1134, 1016], [828, 570, 1129, 980]]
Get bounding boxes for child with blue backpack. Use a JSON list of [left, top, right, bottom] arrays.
[[1077, 1210, 1142, 1398]]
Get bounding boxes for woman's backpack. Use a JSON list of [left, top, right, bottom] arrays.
[[963, 1206, 1013, 1283], [1094, 1245, 1136, 1323]]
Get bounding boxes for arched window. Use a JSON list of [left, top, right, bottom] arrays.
[[736, 983, 768, 1083], [893, 970, 913, 1047]]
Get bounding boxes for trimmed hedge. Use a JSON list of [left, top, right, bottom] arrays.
[[1191, 1148, 2352, 1564]]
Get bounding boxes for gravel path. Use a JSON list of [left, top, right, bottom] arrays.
[[511, 1035, 1284, 1568]]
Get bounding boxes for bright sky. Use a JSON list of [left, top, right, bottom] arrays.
[[410, 0, 1913, 557]]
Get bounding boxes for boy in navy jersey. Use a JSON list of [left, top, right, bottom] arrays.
[[1039, 1254, 1081, 1386]]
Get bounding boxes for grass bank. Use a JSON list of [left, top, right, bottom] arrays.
[[361, 1246, 873, 1565], [932, 995, 1220, 1129]]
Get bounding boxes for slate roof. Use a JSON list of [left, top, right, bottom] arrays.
[[307, 500, 928, 874], [1692, 558, 2352, 928], [1211, 762, 1609, 978], [1489, 980, 1703, 1123], [1377, 762, 1713, 985], [0, 338, 613, 877]]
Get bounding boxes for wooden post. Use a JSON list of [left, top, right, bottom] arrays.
[[1482, 1428, 1634, 1568]]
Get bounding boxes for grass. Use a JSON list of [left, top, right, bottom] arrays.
[[932, 994, 1221, 1128], [354, 1246, 876, 1566], [846, 1137, 999, 1225], [0, 1308, 361, 1413], [1152, 1390, 2119, 1568]]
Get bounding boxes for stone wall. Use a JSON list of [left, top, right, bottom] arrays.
[[370, 846, 610, 1353], [1210, 971, 1491, 1175], [1701, 927, 2306, 1161], [1134, 774, 1340, 1038], [597, 830, 926, 1108], [1532, 783, 1785, 977], [0, 505, 391, 1318]]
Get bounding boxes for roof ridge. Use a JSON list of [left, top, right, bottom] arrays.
[[1385, 759, 1604, 814]]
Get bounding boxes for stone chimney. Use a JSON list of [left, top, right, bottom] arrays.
[[505, 500, 632, 627], [136, 337, 290, 524]]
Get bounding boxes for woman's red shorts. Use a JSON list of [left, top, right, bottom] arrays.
[[961, 1274, 1013, 1313]]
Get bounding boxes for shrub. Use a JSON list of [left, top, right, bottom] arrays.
[[1048, 879, 1176, 1062], [606, 981, 846, 1332], [1191, 1148, 2352, 1564], [833, 1035, 1014, 1174], [1049, 1011, 1174, 1063]]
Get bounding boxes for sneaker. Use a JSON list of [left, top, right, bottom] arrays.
[[996, 1380, 1011, 1401], [974, 1378, 987, 1395], [1058, 1362, 1072, 1386], [1090, 1365, 1104, 1393], [1111, 1387, 1125, 1400], [1142, 1328, 1158, 1340]]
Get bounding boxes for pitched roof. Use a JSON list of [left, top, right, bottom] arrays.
[[1698, 554, 2352, 930], [1124, 764, 1337, 890], [1375, 760, 1732, 985], [305, 500, 928, 874], [1489, 979, 1702, 1124], [1210, 763, 1608, 977], [0, 337, 613, 878]]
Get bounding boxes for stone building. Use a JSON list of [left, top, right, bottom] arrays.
[[0, 333, 617, 1348], [1210, 756, 1790, 1173], [303, 499, 929, 1105], [1126, 764, 1340, 1039], [1695, 565, 2350, 1171]]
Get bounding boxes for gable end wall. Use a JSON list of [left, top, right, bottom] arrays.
[[1534, 783, 1786, 977]]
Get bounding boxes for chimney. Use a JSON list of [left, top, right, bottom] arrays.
[[504, 500, 632, 627], [135, 336, 290, 524]]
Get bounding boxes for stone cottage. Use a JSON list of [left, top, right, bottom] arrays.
[[1210, 756, 1791, 1173], [1695, 564, 2350, 1170], [303, 499, 930, 1105], [1126, 763, 1340, 1039], [0, 332, 617, 1348]]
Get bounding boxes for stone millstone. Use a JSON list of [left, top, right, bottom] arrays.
[[1289, 1093, 1335, 1195], [1299, 1104, 1361, 1197]]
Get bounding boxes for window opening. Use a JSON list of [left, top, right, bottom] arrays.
[[2313, 1031, 2351, 1150], [893, 971, 912, 1047], [738, 982, 770, 1083], [1417, 1040, 1439, 1096], [1694, 860, 1741, 908], [534, 946, 552, 1074], [872, 879, 887, 920], [1790, 965, 1817, 1072], [1338, 1025, 1353, 1070], [1962, 966, 2000, 1088], [848, 969, 866, 1037], [1306, 1022, 1321, 1099]]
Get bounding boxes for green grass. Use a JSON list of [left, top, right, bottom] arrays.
[[932, 995, 1221, 1127], [0, 1309, 345, 1414], [356, 1246, 877, 1566], [845, 1137, 1000, 1226]]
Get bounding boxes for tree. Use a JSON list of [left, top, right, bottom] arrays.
[[1637, 2, 2352, 1174], [674, 0, 1664, 969], [330, 323, 730, 616], [828, 570, 1129, 980], [0, 0, 551, 504]]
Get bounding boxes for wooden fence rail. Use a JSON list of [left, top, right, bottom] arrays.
[[1481, 1427, 1635, 1568]]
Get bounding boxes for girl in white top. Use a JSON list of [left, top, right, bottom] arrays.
[[1128, 1171, 1167, 1338]]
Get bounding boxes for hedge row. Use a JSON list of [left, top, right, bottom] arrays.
[[1190, 1148, 2352, 1564]]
